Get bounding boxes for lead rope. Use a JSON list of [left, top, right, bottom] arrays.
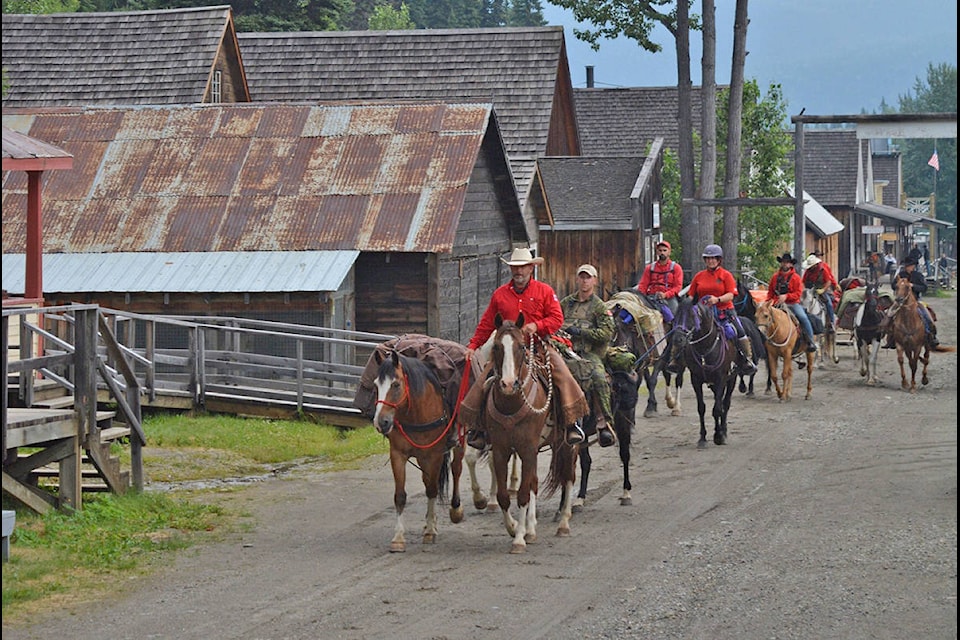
[[522, 333, 552, 414]]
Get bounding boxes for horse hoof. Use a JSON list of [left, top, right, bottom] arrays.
[[389, 542, 406, 553], [556, 526, 570, 537], [450, 507, 464, 524], [671, 408, 682, 417], [619, 496, 633, 506], [486, 503, 500, 513], [509, 543, 526, 554], [643, 408, 657, 418], [422, 533, 436, 545], [714, 434, 726, 446], [697, 440, 707, 449], [524, 533, 537, 543], [473, 498, 488, 511]]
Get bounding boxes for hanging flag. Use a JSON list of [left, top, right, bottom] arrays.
[[928, 150, 940, 171]]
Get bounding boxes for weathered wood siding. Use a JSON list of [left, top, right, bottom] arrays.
[[540, 229, 642, 300]]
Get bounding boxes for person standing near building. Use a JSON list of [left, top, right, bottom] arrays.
[[560, 264, 616, 447]]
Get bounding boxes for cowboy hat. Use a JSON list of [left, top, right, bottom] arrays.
[[501, 247, 544, 266], [776, 252, 797, 264], [902, 255, 919, 267], [802, 254, 822, 269]]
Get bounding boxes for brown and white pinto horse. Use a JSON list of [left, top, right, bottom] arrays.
[[482, 314, 578, 553], [373, 349, 465, 553]]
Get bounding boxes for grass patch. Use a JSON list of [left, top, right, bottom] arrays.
[[2, 412, 388, 622]]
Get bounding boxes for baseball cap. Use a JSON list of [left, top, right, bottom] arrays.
[[657, 240, 671, 250], [577, 264, 598, 278]]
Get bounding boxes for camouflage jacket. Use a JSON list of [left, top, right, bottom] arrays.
[[560, 293, 614, 363]]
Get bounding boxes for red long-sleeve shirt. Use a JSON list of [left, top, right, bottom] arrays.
[[637, 260, 684, 298], [767, 267, 803, 304], [687, 267, 737, 311], [467, 279, 563, 350], [802, 262, 838, 290]]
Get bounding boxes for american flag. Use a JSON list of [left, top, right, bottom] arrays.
[[928, 150, 940, 172]]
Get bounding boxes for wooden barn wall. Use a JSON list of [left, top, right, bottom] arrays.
[[540, 230, 641, 300], [440, 150, 517, 344], [355, 252, 428, 336]]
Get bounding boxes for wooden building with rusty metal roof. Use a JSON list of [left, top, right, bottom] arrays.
[[237, 26, 581, 246], [1, 6, 250, 107], [1, 102, 527, 344]]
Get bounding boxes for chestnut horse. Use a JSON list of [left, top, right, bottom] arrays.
[[373, 349, 465, 553], [482, 314, 578, 553], [887, 277, 932, 392], [754, 301, 815, 401]]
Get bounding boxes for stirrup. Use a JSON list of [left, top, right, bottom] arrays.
[[566, 423, 585, 446], [598, 425, 616, 448], [466, 429, 487, 450]]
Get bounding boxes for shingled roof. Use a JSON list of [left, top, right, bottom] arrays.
[[237, 27, 580, 201], [802, 129, 901, 207], [574, 86, 722, 155], [534, 156, 645, 230], [1, 6, 248, 107], [2, 102, 519, 257]]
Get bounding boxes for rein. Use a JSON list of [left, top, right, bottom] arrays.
[[676, 303, 729, 373], [757, 306, 796, 348], [377, 361, 473, 450], [520, 333, 552, 414]]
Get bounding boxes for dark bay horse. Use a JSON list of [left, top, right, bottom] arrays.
[[672, 296, 739, 448], [482, 314, 578, 552], [853, 282, 886, 385], [568, 303, 646, 511], [373, 349, 465, 553]]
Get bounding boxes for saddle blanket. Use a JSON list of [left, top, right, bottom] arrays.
[[353, 334, 479, 419]]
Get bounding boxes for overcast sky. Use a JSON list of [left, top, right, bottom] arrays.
[[544, 1, 958, 117]]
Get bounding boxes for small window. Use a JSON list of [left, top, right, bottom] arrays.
[[211, 70, 222, 103]]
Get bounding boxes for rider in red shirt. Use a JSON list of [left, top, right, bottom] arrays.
[[667, 244, 757, 375], [637, 240, 684, 319], [801, 252, 838, 328], [460, 247, 589, 448], [767, 253, 818, 352]]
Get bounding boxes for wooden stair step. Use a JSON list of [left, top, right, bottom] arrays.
[[33, 396, 76, 410], [99, 426, 131, 443]]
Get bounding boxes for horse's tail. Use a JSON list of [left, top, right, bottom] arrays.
[[542, 435, 576, 498], [931, 344, 956, 353]]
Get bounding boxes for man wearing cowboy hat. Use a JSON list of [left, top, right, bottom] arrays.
[[766, 252, 818, 352], [459, 247, 590, 448], [801, 252, 838, 330], [883, 255, 940, 348]]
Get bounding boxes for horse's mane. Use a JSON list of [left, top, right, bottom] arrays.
[[377, 352, 442, 397]]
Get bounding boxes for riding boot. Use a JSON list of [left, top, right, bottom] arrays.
[[805, 333, 818, 353], [566, 422, 585, 446], [927, 325, 941, 348], [593, 394, 616, 447], [736, 337, 758, 375]]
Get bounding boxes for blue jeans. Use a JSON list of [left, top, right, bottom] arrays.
[[786, 302, 816, 343], [818, 293, 835, 325]]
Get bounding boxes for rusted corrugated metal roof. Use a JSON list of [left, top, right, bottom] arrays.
[[2, 102, 495, 255], [2, 251, 358, 295]]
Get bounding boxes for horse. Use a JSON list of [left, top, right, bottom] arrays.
[[887, 277, 932, 392], [671, 296, 739, 448], [566, 303, 647, 512], [482, 313, 578, 553], [754, 301, 815, 401], [613, 289, 682, 418], [737, 316, 767, 397], [733, 275, 759, 322], [801, 287, 839, 365], [372, 349, 465, 553], [853, 281, 886, 385]]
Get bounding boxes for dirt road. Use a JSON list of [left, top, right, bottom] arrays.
[[5, 290, 956, 640]]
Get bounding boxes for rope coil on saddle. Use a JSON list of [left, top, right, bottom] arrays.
[[522, 333, 553, 414]]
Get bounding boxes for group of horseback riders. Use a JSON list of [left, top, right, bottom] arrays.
[[458, 241, 941, 455]]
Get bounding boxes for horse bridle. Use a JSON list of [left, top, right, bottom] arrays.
[[756, 305, 796, 348], [493, 328, 552, 415], [675, 303, 728, 372]]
